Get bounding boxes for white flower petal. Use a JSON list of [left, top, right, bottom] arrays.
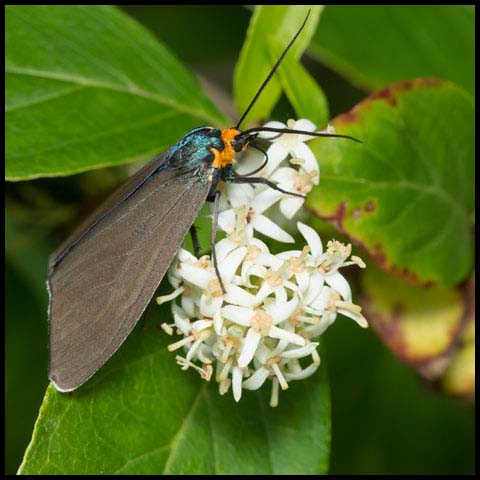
[[325, 271, 352, 301], [254, 282, 275, 303], [284, 362, 319, 380], [249, 237, 270, 252], [254, 343, 272, 365], [274, 286, 288, 305], [292, 143, 319, 178], [252, 187, 282, 214], [281, 342, 319, 359], [310, 285, 332, 312], [338, 308, 369, 328], [238, 328, 261, 367], [167, 269, 181, 289], [264, 296, 298, 324], [232, 366, 243, 402], [234, 148, 266, 176], [258, 120, 286, 139], [220, 247, 247, 284], [215, 238, 239, 263], [217, 188, 230, 211], [276, 250, 302, 261], [245, 223, 255, 239], [221, 305, 253, 326], [242, 367, 270, 390], [250, 252, 278, 271], [252, 214, 294, 243], [279, 196, 304, 220], [181, 295, 196, 318], [217, 209, 236, 234], [269, 338, 290, 357], [266, 254, 285, 270], [269, 325, 305, 346], [186, 339, 203, 362], [297, 222, 323, 258], [295, 271, 310, 294], [270, 167, 297, 184], [177, 248, 197, 263], [306, 318, 331, 337], [172, 305, 191, 335], [213, 309, 224, 335], [303, 271, 325, 305], [224, 284, 258, 307], [262, 142, 289, 177], [241, 263, 268, 286], [323, 310, 337, 328], [200, 294, 223, 318], [226, 182, 255, 207], [294, 119, 317, 138], [191, 319, 213, 332], [180, 263, 212, 290]]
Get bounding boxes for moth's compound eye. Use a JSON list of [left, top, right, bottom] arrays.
[[231, 138, 246, 153]]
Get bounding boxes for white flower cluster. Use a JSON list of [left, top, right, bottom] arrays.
[[157, 119, 368, 407]]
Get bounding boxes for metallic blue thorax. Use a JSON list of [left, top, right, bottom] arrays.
[[168, 127, 224, 178]]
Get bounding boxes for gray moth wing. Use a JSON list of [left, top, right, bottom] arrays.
[[48, 150, 211, 392], [49, 149, 173, 271]]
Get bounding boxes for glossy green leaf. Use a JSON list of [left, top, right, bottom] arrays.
[[267, 37, 329, 126], [19, 307, 331, 475], [6, 5, 226, 181], [310, 5, 474, 94], [234, 5, 323, 127], [307, 79, 474, 287]]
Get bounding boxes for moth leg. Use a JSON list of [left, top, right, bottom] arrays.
[[227, 175, 305, 199], [189, 224, 200, 257], [210, 190, 226, 294]]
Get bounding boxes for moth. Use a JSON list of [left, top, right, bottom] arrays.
[[48, 12, 358, 392]]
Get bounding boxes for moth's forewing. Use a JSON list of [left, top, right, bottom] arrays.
[[50, 150, 172, 269], [48, 152, 211, 392]]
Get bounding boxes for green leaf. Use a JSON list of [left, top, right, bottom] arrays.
[[122, 6, 251, 63], [19, 308, 331, 475], [306, 79, 474, 287], [6, 263, 49, 474], [6, 5, 227, 181], [325, 317, 475, 474], [234, 6, 323, 127], [5, 207, 57, 473], [361, 263, 465, 370], [310, 5, 475, 94], [6, 208, 55, 303], [267, 37, 329, 126]]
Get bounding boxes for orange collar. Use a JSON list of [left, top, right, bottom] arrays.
[[211, 128, 241, 169]]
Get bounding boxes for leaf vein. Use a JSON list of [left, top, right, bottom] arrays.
[[162, 385, 205, 474], [5, 65, 220, 125], [5, 84, 87, 112], [322, 175, 468, 220]]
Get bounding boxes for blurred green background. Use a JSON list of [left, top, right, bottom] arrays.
[[5, 5, 474, 474]]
